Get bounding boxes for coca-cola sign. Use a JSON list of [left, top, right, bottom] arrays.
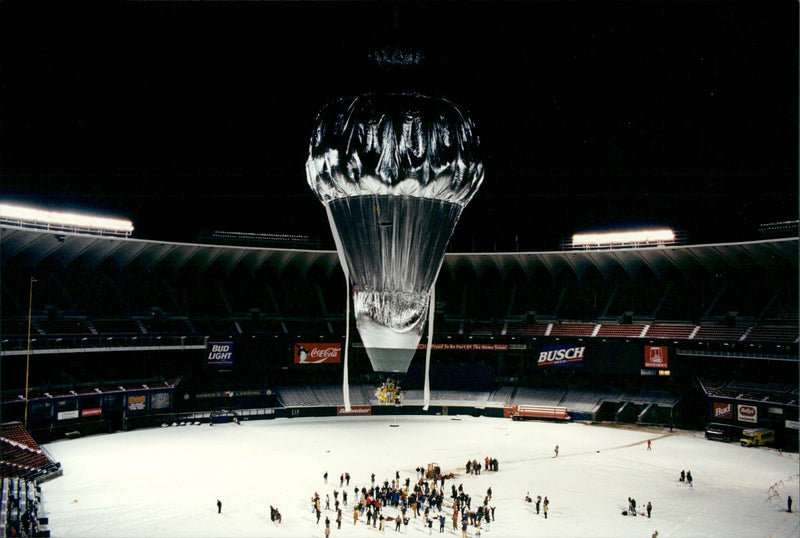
[[738, 404, 757, 423], [295, 343, 342, 364]]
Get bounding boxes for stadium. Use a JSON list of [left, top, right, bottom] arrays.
[[1, 2, 798, 537], [1, 206, 798, 537]]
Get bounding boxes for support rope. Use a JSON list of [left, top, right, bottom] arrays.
[[423, 287, 435, 410], [343, 272, 351, 412]]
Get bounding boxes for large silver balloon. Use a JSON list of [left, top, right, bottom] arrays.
[[306, 92, 484, 373]]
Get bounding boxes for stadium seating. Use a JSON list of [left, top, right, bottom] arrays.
[[1, 226, 797, 451], [746, 325, 799, 343], [642, 323, 695, 340], [548, 322, 597, 338], [595, 323, 646, 338], [0, 422, 61, 481], [503, 322, 549, 336], [2, 242, 797, 346], [693, 325, 748, 341], [700, 378, 798, 405], [0, 474, 51, 537]]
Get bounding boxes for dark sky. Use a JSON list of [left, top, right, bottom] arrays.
[[1, 1, 797, 251]]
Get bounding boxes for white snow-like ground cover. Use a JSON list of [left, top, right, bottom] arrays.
[[40, 415, 799, 537]]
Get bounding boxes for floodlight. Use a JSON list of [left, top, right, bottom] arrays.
[[572, 228, 675, 247], [0, 203, 134, 236]]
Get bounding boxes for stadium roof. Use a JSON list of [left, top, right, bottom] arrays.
[[2, 225, 796, 283]]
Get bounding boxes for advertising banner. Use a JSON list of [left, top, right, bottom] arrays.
[[150, 392, 170, 410], [295, 343, 342, 363], [81, 408, 102, 417], [337, 406, 371, 416], [57, 410, 79, 421], [418, 343, 510, 351], [195, 389, 268, 399], [644, 346, 668, 369], [353, 342, 525, 351], [207, 341, 234, 366], [713, 402, 733, 420], [738, 404, 758, 423], [537, 345, 586, 366], [128, 394, 146, 412]]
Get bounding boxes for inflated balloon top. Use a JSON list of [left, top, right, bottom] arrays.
[[306, 91, 484, 375], [306, 92, 484, 205]]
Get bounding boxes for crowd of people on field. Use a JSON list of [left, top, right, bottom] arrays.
[[309, 465, 497, 535], [212, 437, 693, 534]]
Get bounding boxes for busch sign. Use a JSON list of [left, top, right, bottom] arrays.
[[645, 346, 668, 369], [538, 345, 586, 366], [295, 343, 342, 364]]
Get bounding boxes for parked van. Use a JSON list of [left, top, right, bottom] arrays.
[[740, 428, 775, 447], [705, 423, 735, 442]]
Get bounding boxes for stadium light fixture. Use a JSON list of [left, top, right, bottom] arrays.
[[0, 202, 134, 237], [572, 228, 676, 248]]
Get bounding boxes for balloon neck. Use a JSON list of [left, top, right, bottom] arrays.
[[358, 317, 422, 374]]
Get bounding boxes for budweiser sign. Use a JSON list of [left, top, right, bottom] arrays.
[[645, 346, 668, 369], [337, 406, 371, 416], [295, 343, 342, 364], [713, 402, 732, 420]]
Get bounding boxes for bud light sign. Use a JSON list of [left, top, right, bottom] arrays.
[[208, 341, 234, 366], [537, 345, 586, 366]]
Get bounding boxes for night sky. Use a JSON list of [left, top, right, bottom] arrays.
[[1, 1, 797, 251]]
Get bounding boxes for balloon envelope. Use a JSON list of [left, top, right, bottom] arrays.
[[306, 93, 484, 373]]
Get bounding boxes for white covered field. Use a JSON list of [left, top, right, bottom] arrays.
[[41, 415, 799, 537]]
